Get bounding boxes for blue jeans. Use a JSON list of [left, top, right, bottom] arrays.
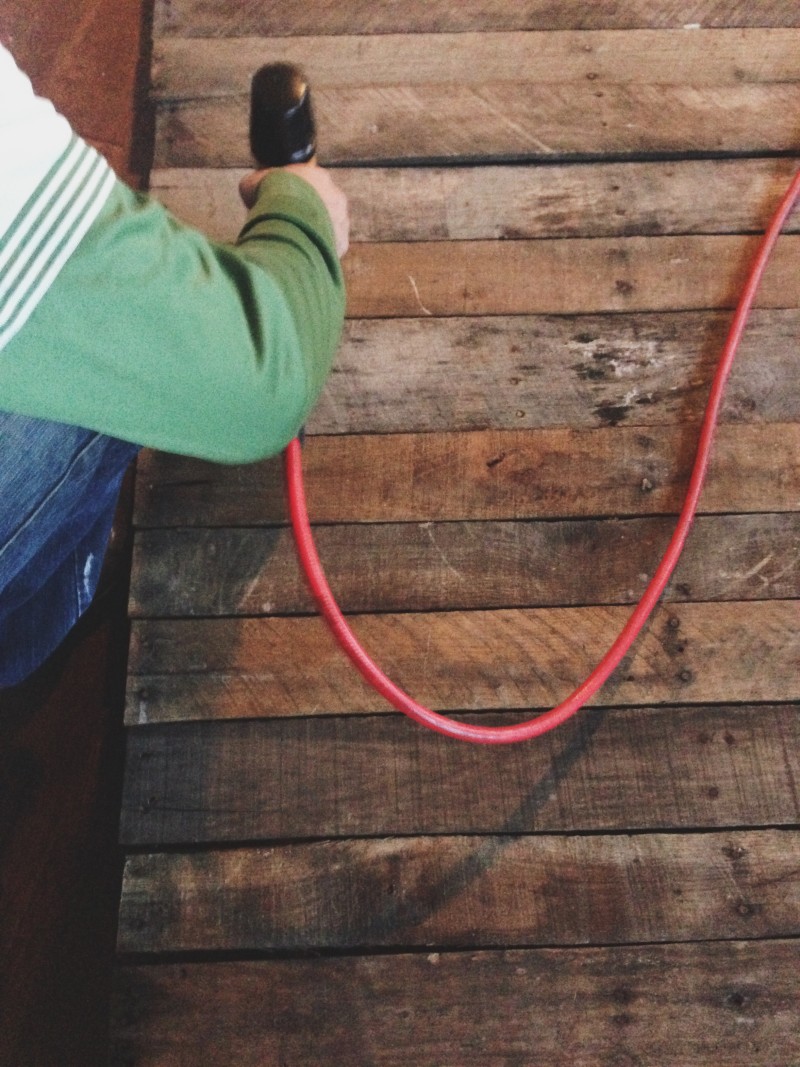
[[0, 411, 140, 688]]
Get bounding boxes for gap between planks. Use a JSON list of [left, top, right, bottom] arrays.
[[131, 423, 800, 527], [121, 6, 800, 1067], [154, 0, 800, 35], [153, 83, 800, 167], [127, 516, 800, 617], [116, 829, 800, 955], [124, 599, 800, 723], [109, 941, 800, 1067], [117, 704, 800, 846], [151, 30, 800, 101], [150, 159, 800, 245]]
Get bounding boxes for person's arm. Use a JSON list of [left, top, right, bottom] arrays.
[[0, 45, 348, 464]]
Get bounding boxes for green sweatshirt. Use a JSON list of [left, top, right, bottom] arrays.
[[0, 165, 346, 464]]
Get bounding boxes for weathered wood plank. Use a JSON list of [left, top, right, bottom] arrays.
[[152, 31, 800, 102], [117, 830, 800, 954], [342, 235, 800, 318], [128, 514, 800, 618], [119, 704, 800, 845], [309, 310, 800, 435], [154, 84, 800, 167], [110, 943, 800, 1067], [100, 307, 780, 444], [154, 0, 800, 36], [120, 5, 800, 1064], [133, 423, 800, 528], [150, 159, 800, 244], [125, 600, 800, 724]]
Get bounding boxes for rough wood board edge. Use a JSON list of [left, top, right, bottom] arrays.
[[110, 941, 800, 1067], [153, 0, 800, 36], [149, 159, 800, 244], [151, 30, 800, 100], [131, 422, 800, 528], [117, 704, 800, 845], [152, 84, 800, 168], [116, 828, 800, 954]]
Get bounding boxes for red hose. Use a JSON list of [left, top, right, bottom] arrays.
[[285, 167, 800, 744]]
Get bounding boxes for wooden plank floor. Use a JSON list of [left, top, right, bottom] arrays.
[[112, 3, 800, 1063]]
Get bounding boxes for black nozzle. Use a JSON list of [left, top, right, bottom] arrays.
[[250, 62, 316, 167]]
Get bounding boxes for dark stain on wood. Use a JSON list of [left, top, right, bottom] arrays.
[[114, 6, 800, 1062]]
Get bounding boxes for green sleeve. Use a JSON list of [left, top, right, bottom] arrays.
[[0, 170, 346, 462]]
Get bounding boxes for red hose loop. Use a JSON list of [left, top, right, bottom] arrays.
[[285, 167, 800, 744]]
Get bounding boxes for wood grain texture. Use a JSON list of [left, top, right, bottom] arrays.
[[118, 704, 800, 846], [154, 83, 800, 166], [119, 9, 800, 1062], [150, 158, 800, 244], [342, 235, 800, 318], [114, 310, 799, 440], [153, 0, 800, 36], [111, 942, 800, 1067], [124, 600, 800, 724], [117, 829, 800, 954], [128, 514, 800, 617], [312, 310, 800, 434], [132, 423, 800, 527], [152, 31, 800, 101]]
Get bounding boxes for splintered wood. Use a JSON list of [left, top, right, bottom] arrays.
[[112, 2, 800, 1064]]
